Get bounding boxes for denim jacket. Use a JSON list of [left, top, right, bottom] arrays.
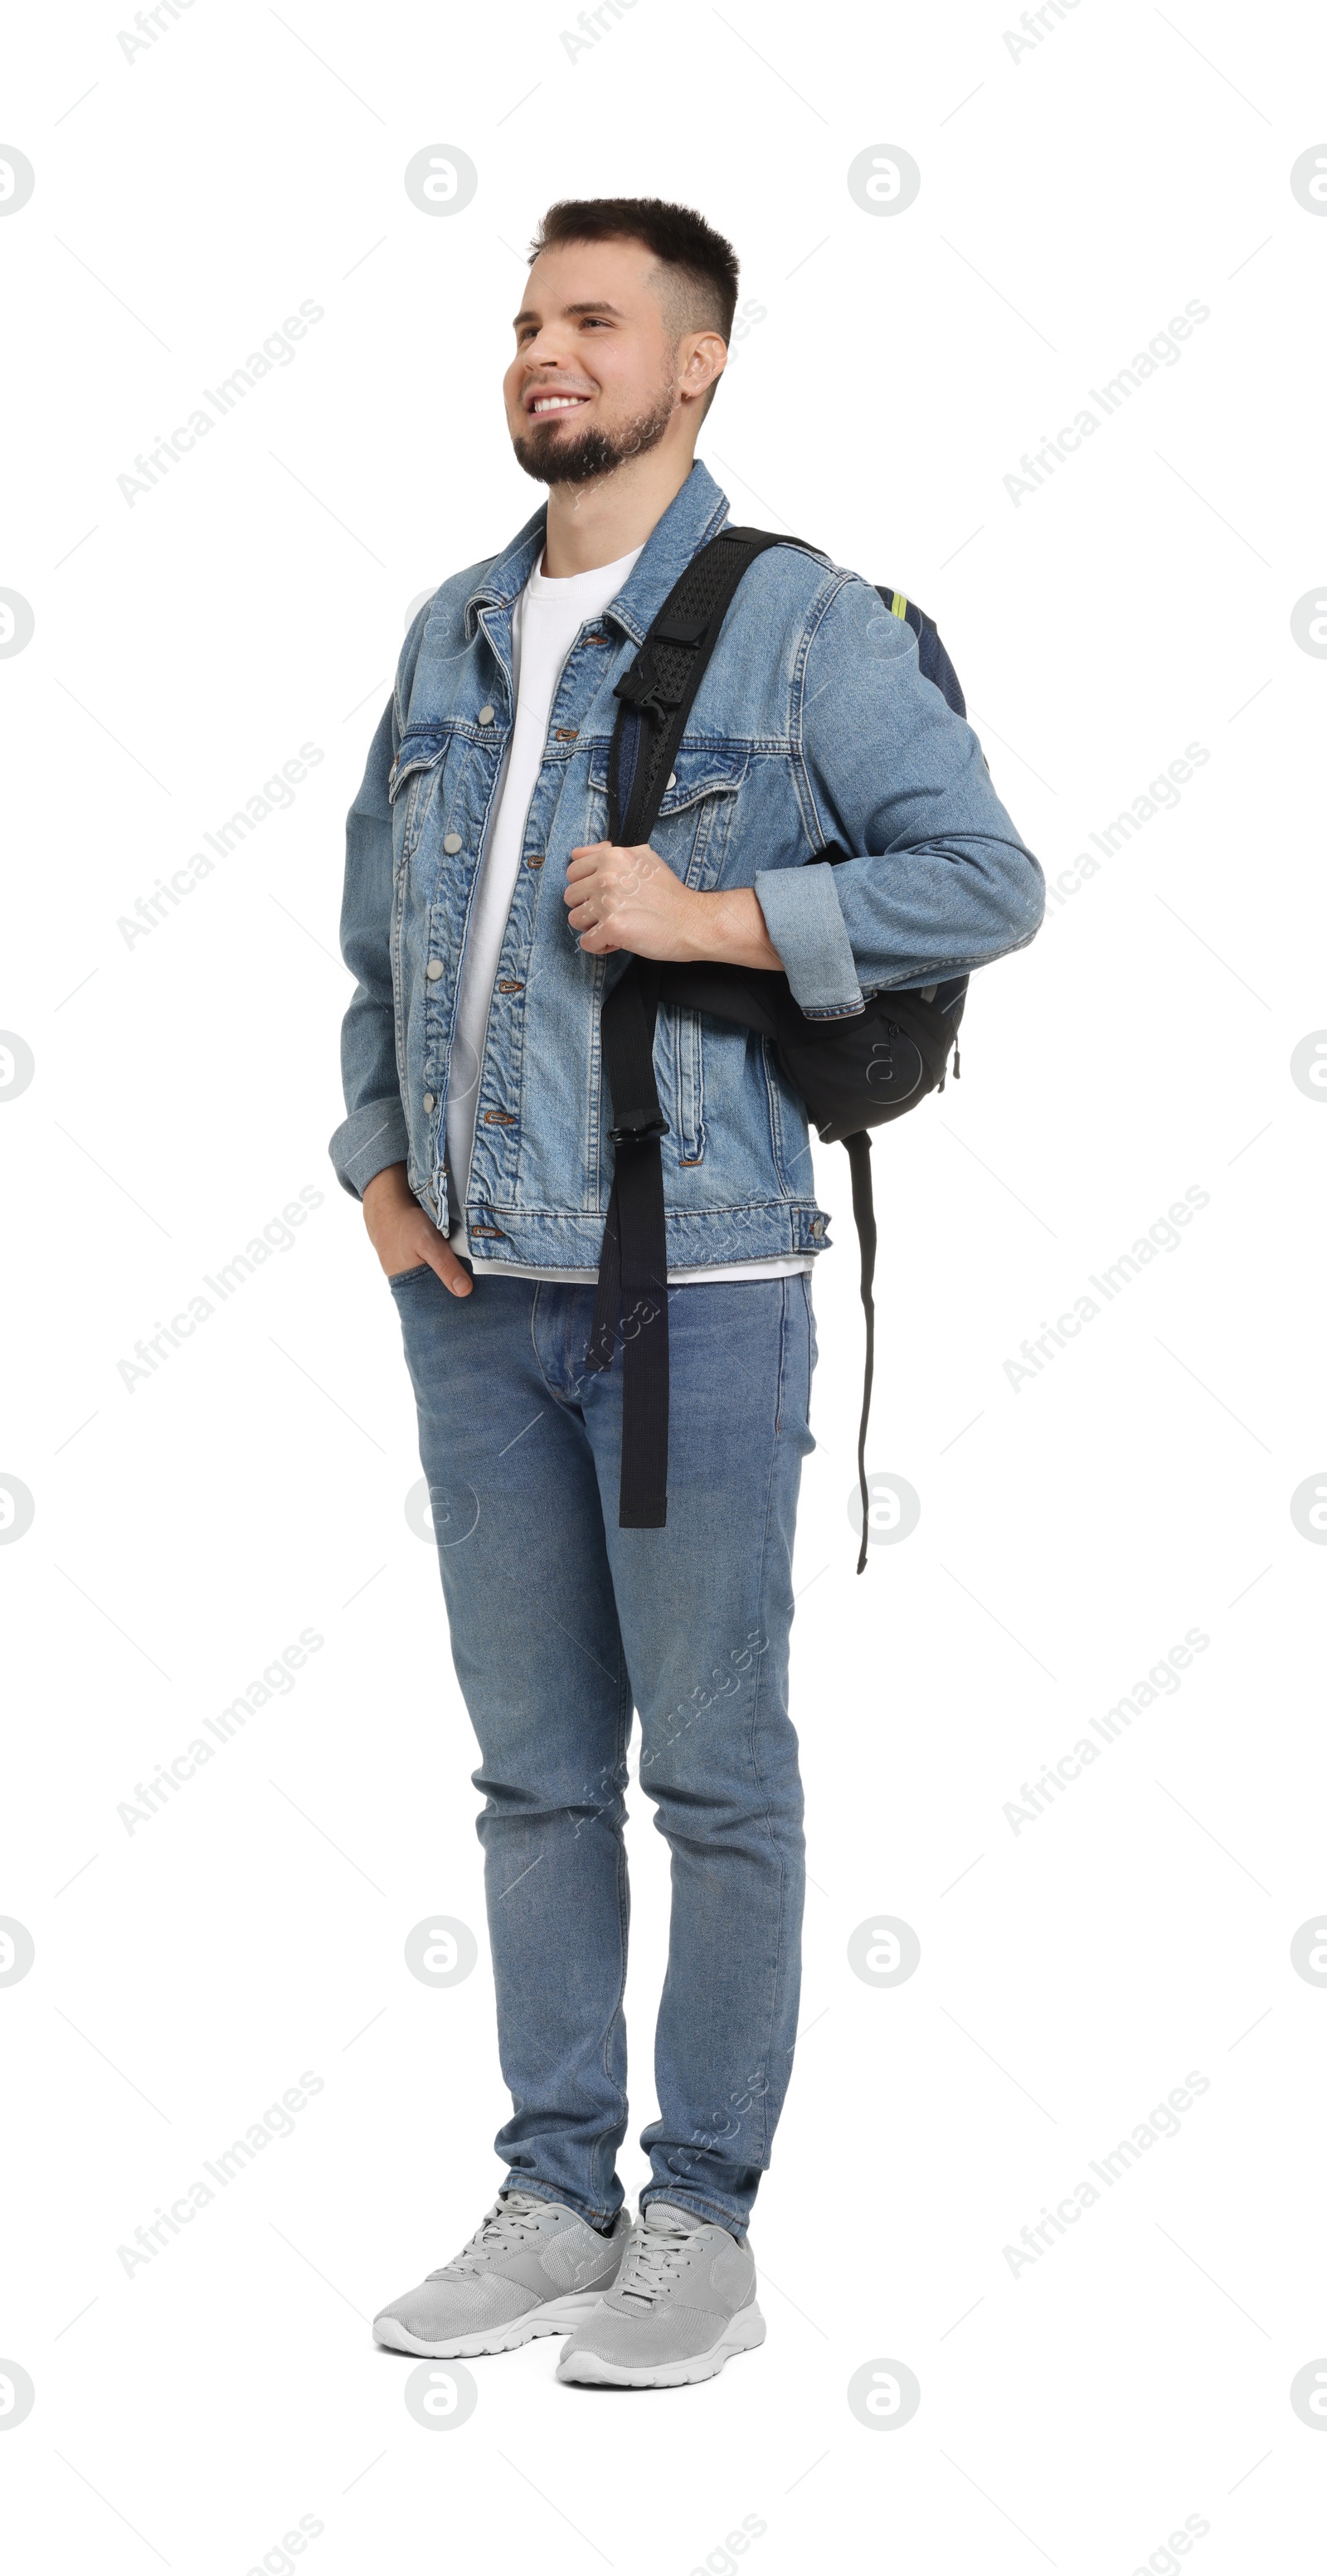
[[330, 462, 1043, 1268]]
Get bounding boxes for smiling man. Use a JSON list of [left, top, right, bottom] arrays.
[[332, 197, 1043, 2391]]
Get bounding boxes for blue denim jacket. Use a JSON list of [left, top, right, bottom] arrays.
[[330, 462, 1043, 1267]]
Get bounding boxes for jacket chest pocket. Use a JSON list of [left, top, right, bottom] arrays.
[[586, 741, 746, 887], [387, 731, 453, 868]]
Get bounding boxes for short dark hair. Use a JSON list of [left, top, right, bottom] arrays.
[[528, 197, 740, 344]]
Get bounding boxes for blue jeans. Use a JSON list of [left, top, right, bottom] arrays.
[[390, 1264, 817, 2238]]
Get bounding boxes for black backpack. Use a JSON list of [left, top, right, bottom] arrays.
[[583, 527, 969, 1572]]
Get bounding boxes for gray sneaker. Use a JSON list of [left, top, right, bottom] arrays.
[[556, 2200, 766, 2388], [374, 2190, 631, 2358]]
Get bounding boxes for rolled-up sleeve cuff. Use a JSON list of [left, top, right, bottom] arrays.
[[754, 863, 864, 1018], [328, 1096, 411, 1201]]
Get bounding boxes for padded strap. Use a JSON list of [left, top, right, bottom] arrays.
[[610, 527, 819, 847]]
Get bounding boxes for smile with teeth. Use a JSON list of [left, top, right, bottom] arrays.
[[530, 392, 591, 414]]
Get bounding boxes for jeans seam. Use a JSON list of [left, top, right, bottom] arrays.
[[587, 1666, 633, 2199], [640, 1294, 785, 2206], [743, 1279, 792, 2170]]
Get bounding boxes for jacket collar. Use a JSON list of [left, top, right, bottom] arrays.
[[462, 459, 732, 645]]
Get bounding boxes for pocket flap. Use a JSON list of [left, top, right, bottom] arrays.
[[586, 740, 746, 813], [387, 728, 449, 802]]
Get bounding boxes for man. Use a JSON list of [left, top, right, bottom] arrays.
[[331, 197, 1043, 2390]]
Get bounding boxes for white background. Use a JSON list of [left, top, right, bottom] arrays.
[[2, 1, 1325, 2569]]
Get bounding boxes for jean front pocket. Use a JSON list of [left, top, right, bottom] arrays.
[[387, 1261, 435, 1290]]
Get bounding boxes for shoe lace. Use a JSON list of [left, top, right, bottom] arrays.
[[429, 2193, 549, 2280], [618, 2209, 698, 2306]]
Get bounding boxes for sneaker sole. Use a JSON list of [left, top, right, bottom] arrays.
[[373, 2289, 610, 2360], [556, 2301, 766, 2389]]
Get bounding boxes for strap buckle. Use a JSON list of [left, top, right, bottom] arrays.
[[608, 1112, 670, 1146], [613, 661, 682, 722]]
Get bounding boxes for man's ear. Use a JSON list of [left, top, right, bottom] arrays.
[[679, 331, 727, 406]]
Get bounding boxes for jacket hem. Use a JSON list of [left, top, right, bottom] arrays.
[[447, 1202, 831, 1269]]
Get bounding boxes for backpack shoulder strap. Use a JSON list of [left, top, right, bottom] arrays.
[[877, 586, 967, 719], [589, 523, 821, 1532], [610, 525, 823, 847]]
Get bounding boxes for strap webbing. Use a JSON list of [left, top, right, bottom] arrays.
[[585, 962, 671, 1524], [843, 1131, 877, 1576], [590, 527, 820, 1530]]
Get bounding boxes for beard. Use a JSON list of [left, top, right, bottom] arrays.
[[512, 384, 676, 487]]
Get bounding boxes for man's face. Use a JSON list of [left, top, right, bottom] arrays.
[[504, 237, 718, 486]]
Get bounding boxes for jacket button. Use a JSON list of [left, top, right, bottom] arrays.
[[526, 852, 546, 869], [667, 771, 676, 789], [554, 727, 579, 741], [477, 705, 495, 725], [423, 1092, 435, 1113], [426, 960, 444, 979], [443, 831, 463, 853]]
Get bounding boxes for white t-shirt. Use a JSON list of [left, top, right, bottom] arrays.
[[447, 543, 809, 1286]]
